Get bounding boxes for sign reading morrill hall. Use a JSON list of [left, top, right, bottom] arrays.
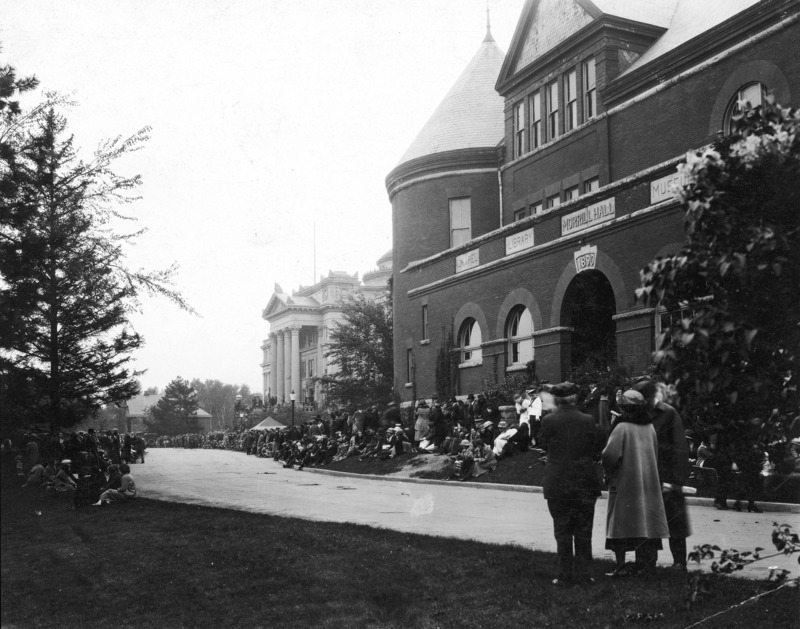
[[561, 198, 615, 236]]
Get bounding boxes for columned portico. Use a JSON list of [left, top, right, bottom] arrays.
[[283, 329, 292, 401], [269, 333, 278, 402], [316, 325, 325, 404], [276, 331, 285, 403], [290, 326, 301, 400]]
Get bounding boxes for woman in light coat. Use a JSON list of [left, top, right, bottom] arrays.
[[602, 390, 669, 575]]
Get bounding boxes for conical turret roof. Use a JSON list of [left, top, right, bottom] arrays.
[[397, 37, 506, 166]]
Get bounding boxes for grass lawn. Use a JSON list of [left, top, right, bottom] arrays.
[[2, 484, 797, 629]]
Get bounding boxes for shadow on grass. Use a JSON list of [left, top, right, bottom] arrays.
[[1, 482, 796, 629]]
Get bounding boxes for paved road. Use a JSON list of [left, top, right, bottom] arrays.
[[133, 448, 798, 580]]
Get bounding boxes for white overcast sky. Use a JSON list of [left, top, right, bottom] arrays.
[[1, 0, 522, 392]]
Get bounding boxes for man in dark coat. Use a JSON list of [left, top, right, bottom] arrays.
[[539, 382, 604, 585], [633, 377, 691, 570]]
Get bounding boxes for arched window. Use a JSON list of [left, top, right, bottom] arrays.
[[507, 307, 534, 367], [459, 318, 482, 364], [724, 82, 767, 134]]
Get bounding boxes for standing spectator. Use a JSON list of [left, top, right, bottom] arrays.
[[539, 382, 604, 585], [110, 430, 121, 465], [414, 399, 431, 450], [602, 390, 669, 576], [529, 387, 543, 446], [633, 377, 692, 570]]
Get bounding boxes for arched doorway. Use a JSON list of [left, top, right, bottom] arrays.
[[561, 270, 617, 371]]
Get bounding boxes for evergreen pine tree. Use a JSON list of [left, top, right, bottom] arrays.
[[145, 377, 200, 436]]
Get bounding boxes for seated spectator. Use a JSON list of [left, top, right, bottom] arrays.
[[93, 463, 136, 506], [42, 459, 57, 488], [53, 460, 77, 493], [470, 439, 496, 478], [448, 439, 475, 481], [102, 464, 122, 492], [23, 461, 45, 488], [492, 422, 516, 457]]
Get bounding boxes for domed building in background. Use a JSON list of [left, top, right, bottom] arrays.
[[388, 0, 799, 403], [261, 251, 392, 409]]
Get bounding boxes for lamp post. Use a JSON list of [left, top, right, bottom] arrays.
[[290, 390, 296, 427]]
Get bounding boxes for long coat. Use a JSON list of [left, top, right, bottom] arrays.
[[602, 421, 669, 540], [539, 404, 603, 500]]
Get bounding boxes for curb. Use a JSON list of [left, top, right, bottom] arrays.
[[304, 467, 800, 513]]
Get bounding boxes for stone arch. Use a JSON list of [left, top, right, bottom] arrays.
[[709, 60, 791, 135], [549, 248, 627, 327], [453, 302, 489, 344], [495, 287, 543, 339]]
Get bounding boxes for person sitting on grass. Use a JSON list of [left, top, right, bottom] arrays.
[[42, 459, 57, 488], [53, 460, 77, 493], [445, 439, 474, 481], [22, 461, 45, 488], [497, 421, 530, 460], [359, 429, 390, 460], [470, 439, 497, 478], [492, 422, 515, 457], [101, 464, 122, 493], [93, 463, 136, 506]]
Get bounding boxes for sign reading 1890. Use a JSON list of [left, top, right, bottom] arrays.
[[561, 198, 615, 236]]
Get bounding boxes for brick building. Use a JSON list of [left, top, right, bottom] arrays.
[[386, 0, 799, 402]]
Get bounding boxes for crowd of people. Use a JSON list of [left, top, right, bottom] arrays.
[[4, 378, 797, 584], [1, 428, 141, 509]]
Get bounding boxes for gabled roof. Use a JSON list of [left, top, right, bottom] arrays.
[[396, 35, 506, 165], [619, 0, 759, 76], [125, 394, 211, 419], [498, 0, 679, 86]]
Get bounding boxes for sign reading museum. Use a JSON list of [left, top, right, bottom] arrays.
[[561, 198, 615, 236]]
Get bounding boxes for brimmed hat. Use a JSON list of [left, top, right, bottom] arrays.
[[459, 439, 471, 447], [498, 421, 507, 428], [551, 382, 579, 397], [481, 421, 493, 430], [619, 390, 647, 407]]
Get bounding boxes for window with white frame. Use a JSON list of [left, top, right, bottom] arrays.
[[545, 194, 560, 210], [507, 307, 534, 366], [421, 304, 429, 341], [532, 202, 543, 216], [514, 207, 531, 222], [529, 91, 542, 149], [565, 69, 577, 131], [449, 197, 472, 247], [564, 186, 579, 202], [724, 82, 767, 133], [546, 80, 559, 141], [584, 177, 599, 194], [583, 58, 596, 121], [406, 348, 414, 383], [459, 318, 482, 364], [514, 101, 526, 158]]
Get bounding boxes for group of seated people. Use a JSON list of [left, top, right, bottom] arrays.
[[10, 446, 137, 508]]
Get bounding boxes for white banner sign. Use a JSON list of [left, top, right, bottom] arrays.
[[574, 245, 597, 273], [455, 249, 479, 274], [506, 228, 534, 256], [650, 171, 688, 205], [561, 198, 615, 236]]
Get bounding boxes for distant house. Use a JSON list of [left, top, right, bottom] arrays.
[[124, 394, 213, 433]]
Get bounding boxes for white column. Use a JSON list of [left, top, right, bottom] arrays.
[[268, 333, 277, 402], [283, 328, 292, 402], [316, 325, 325, 406], [276, 330, 285, 403], [290, 326, 301, 403]]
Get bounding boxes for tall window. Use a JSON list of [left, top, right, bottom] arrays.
[[725, 82, 767, 133], [545, 194, 561, 210], [507, 307, 534, 366], [449, 197, 471, 247], [529, 91, 542, 149], [459, 318, 482, 364], [565, 69, 577, 131], [546, 80, 559, 140], [421, 305, 429, 341], [514, 101, 526, 158], [406, 348, 414, 383], [583, 58, 596, 121]]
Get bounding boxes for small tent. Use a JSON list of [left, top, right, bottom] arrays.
[[251, 416, 285, 430]]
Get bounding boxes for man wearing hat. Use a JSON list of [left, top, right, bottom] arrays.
[[632, 377, 691, 570], [539, 382, 605, 585]]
